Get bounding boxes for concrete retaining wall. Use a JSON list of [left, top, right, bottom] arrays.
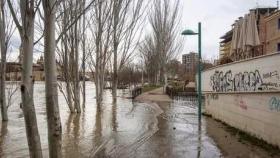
[[205, 92, 280, 147], [201, 53, 280, 93], [201, 53, 280, 147]]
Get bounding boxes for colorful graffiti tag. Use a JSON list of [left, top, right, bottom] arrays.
[[269, 97, 280, 112]]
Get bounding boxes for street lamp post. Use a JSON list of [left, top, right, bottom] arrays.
[[181, 22, 202, 123]]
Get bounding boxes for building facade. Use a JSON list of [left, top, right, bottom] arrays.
[[219, 7, 278, 63], [263, 10, 280, 54], [182, 52, 198, 77], [202, 52, 280, 148], [219, 30, 232, 59]]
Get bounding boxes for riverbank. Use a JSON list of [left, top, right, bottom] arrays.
[[135, 87, 280, 158]]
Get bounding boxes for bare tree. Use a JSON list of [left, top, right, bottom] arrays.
[[43, 0, 62, 157], [57, 0, 75, 113], [81, 0, 86, 108], [138, 35, 159, 84], [0, 0, 15, 121], [87, 0, 114, 104], [56, 0, 90, 113], [140, 0, 182, 87], [7, 0, 43, 157], [111, 0, 145, 101]]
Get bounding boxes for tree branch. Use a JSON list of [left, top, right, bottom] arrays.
[[7, 0, 22, 35]]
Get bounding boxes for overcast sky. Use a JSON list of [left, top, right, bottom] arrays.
[[180, 0, 277, 61], [6, 0, 278, 63]]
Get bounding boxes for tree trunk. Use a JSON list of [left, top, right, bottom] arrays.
[[112, 46, 118, 102], [82, 0, 86, 108], [63, 34, 74, 113], [0, 51, 7, 121], [20, 17, 43, 158], [43, 0, 62, 157], [66, 80, 74, 112], [112, 7, 118, 102], [0, 2, 8, 121], [74, 22, 81, 113]]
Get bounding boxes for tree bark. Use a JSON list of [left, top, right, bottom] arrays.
[[82, 0, 86, 108], [63, 34, 74, 113], [0, 0, 8, 121], [73, 21, 81, 113], [112, 0, 119, 102], [20, 17, 43, 158], [7, 0, 43, 157], [43, 0, 62, 157]]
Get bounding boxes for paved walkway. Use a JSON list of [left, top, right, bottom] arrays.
[[134, 87, 280, 158], [135, 87, 172, 102]]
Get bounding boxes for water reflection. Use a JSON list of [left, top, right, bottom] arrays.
[[197, 123, 202, 158], [95, 105, 102, 139], [63, 113, 82, 157], [0, 122, 8, 157], [0, 83, 223, 158], [111, 101, 118, 132], [0, 82, 246, 158]]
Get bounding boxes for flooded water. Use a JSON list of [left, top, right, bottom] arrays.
[[1, 82, 276, 158]]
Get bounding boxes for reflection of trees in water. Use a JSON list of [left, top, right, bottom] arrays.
[[111, 101, 118, 132], [95, 105, 102, 140], [89, 104, 108, 157], [0, 122, 8, 156], [63, 113, 83, 157]]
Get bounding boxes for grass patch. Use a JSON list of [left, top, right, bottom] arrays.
[[142, 85, 162, 93]]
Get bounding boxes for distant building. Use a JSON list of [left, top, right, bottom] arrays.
[[5, 57, 45, 81], [219, 30, 233, 59], [263, 10, 280, 54], [182, 52, 198, 74], [182, 52, 198, 81]]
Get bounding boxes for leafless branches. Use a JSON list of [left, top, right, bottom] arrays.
[[139, 0, 182, 85]]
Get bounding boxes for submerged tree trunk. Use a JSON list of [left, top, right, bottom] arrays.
[[43, 0, 62, 157], [0, 50, 7, 121], [20, 18, 43, 158], [112, 46, 118, 102], [73, 22, 81, 113], [63, 34, 74, 113], [7, 0, 43, 156], [112, 2, 119, 102], [0, 1, 8, 121], [82, 0, 86, 108]]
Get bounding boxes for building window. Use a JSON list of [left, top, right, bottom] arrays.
[[278, 19, 280, 29], [278, 43, 280, 52]]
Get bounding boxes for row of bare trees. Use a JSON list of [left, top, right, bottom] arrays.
[[0, 0, 182, 157]]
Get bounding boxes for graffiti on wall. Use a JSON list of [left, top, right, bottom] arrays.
[[210, 70, 280, 92], [269, 97, 280, 112], [234, 95, 248, 110]]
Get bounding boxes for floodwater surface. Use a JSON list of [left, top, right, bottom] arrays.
[[1, 82, 277, 158]]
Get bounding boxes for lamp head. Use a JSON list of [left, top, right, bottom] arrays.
[[181, 29, 198, 35]]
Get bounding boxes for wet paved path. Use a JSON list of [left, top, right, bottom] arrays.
[[135, 87, 172, 102], [135, 87, 280, 158], [0, 83, 280, 157]]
